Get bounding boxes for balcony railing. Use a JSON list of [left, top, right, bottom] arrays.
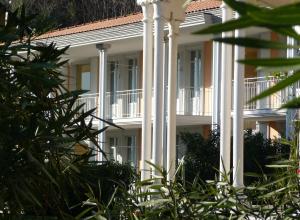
[[106, 89, 143, 119], [75, 93, 98, 121], [74, 76, 297, 120], [109, 145, 137, 167], [176, 87, 212, 116], [243, 76, 293, 111]]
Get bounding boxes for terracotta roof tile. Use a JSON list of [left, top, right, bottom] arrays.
[[186, 0, 221, 14], [37, 0, 221, 40]]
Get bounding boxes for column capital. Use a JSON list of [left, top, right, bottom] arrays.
[[140, 1, 154, 22], [152, 0, 167, 21], [168, 19, 180, 37], [137, 0, 152, 6], [220, 2, 228, 9], [95, 43, 110, 51], [221, 2, 233, 22]]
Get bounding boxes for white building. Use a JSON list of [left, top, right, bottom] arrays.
[[36, 0, 297, 185]]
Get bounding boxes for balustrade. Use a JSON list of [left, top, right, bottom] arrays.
[[73, 76, 295, 120]]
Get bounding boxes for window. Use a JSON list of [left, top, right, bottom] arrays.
[[190, 50, 202, 97], [128, 58, 138, 103], [81, 72, 91, 91], [109, 137, 119, 161], [127, 136, 136, 166], [128, 58, 138, 90], [76, 64, 91, 91], [177, 53, 182, 97], [110, 61, 119, 104]]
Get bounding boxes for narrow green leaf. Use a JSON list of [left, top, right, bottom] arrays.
[[92, 115, 124, 130], [215, 37, 295, 49], [281, 97, 300, 109], [251, 72, 300, 102], [194, 16, 255, 35], [138, 198, 171, 207], [239, 58, 300, 67], [270, 26, 300, 41], [224, 0, 261, 15], [249, 9, 300, 26], [266, 164, 293, 168], [75, 207, 94, 219]]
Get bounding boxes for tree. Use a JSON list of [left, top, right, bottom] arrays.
[[9, 0, 141, 29], [0, 3, 109, 218]]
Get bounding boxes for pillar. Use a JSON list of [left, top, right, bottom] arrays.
[[167, 20, 180, 180], [163, 36, 169, 170], [152, 0, 165, 169], [286, 35, 297, 139], [96, 43, 110, 162], [138, 0, 153, 180], [219, 3, 233, 181], [232, 14, 245, 188], [212, 41, 222, 128]]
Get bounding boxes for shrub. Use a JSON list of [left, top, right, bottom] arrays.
[[181, 129, 289, 184], [0, 4, 135, 219], [180, 130, 219, 182]]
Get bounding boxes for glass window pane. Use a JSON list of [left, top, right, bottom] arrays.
[[81, 72, 91, 90], [190, 50, 201, 97]]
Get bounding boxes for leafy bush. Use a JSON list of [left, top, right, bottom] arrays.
[[82, 148, 299, 219], [0, 4, 135, 219], [181, 129, 289, 184], [180, 130, 219, 182]]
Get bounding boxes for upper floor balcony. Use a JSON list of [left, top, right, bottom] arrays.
[[75, 76, 295, 123]]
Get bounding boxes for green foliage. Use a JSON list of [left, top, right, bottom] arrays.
[[9, 0, 140, 29], [181, 130, 219, 182], [82, 144, 299, 219], [181, 130, 289, 184], [0, 3, 136, 219]]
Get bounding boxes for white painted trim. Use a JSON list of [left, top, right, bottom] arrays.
[[37, 9, 221, 49]]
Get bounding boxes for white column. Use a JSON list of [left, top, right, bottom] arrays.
[[96, 43, 110, 162], [286, 36, 297, 139], [152, 0, 165, 168], [219, 3, 233, 181], [212, 41, 222, 128], [167, 20, 180, 180], [163, 36, 169, 170], [233, 14, 245, 188], [139, 1, 153, 180], [256, 32, 270, 128]]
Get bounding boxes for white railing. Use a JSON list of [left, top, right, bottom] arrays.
[[105, 89, 143, 119], [244, 76, 291, 110], [74, 76, 297, 121], [74, 93, 98, 121], [176, 87, 212, 116]]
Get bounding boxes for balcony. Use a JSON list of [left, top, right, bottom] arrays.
[[106, 89, 143, 119], [75, 76, 296, 121], [243, 76, 296, 111], [176, 87, 212, 116]]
